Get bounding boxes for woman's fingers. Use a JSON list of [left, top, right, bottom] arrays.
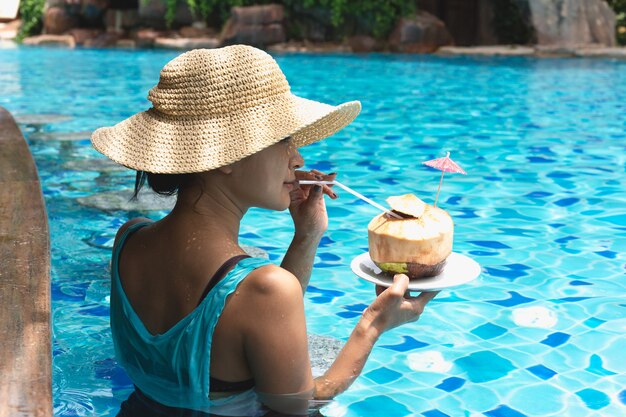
[[295, 169, 338, 199], [416, 290, 439, 304], [404, 291, 439, 320], [389, 274, 409, 297]]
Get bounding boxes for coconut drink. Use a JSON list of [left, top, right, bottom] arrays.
[[368, 194, 453, 279]]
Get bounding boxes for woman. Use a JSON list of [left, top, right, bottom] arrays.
[[91, 45, 438, 417]]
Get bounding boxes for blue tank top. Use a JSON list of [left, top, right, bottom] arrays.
[[110, 221, 271, 412]]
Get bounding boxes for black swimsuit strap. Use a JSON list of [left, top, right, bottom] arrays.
[[197, 254, 251, 307], [200, 253, 256, 393]]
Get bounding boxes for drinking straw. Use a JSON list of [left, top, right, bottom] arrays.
[[299, 180, 402, 219]]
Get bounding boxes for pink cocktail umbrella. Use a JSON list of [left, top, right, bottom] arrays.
[[422, 152, 466, 207]]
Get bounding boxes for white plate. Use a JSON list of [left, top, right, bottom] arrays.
[[350, 252, 481, 292]]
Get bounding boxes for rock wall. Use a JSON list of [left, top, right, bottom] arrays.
[[388, 11, 454, 53], [525, 0, 616, 46], [220, 4, 285, 47]]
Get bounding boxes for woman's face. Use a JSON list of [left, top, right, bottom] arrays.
[[228, 138, 304, 211]]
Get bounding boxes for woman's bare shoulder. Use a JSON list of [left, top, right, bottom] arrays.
[[242, 264, 301, 297], [114, 217, 153, 247]]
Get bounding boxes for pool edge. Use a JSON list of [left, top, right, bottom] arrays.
[[0, 106, 52, 417]]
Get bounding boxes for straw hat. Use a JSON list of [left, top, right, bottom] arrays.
[[91, 45, 361, 174]]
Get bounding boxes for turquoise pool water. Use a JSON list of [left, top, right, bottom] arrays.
[[1, 44, 626, 417]]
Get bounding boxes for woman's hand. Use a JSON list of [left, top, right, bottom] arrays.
[[362, 274, 439, 334], [288, 170, 337, 240]]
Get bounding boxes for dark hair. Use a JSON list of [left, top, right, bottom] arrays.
[[132, 171, 192, 200]]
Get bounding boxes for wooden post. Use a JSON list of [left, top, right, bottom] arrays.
[[0, 106, 52, 417]]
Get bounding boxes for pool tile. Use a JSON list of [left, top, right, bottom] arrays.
[[364, 367, 402, 384], [454, 351, 514, 383], [525, 191, 552, 198], [344, 303, 368, 312], [445, 196, 463, 205], [526, 364, 556, 380], [435, 377, 466, 392], [422, 410, 451, 417], [407, 351, 452, 373], [308, 160, 334, 172], [470, 250, 499, 256], [94, 358, 133, 388], [585, 354, 616, 376], [471, 323, 507, 340], [487, 292, 534, 307], [598, 214, 626, 227], [552, 296, 593, 303], [51, 282, 89, 302], [307, 285, 344, 301], [381, 336, 429, 351], [347, 395, 410, 417], [547, 171, 574, 179], [484, 266, 530, 280], [576, 388, 610, 410], [512, 306, 557, 328], [336, 311, 361, 319], [583, 317, 606, 328], [540, 332, 570, 347], [554, 197, 579, 207], [498, 227, 539, 237], [484, 404, 528, 417], [318, 252, 341, 262], [79, 305, 109, 317], [468, 240, 511, 249], [494, 208, 538, 221], [455, 208, 480, 219], [555, 235, 578, 244], [595, 250, 617, 259]]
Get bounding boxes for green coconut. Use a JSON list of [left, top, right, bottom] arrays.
[[368, 194, 453, 279]]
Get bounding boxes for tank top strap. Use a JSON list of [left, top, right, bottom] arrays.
[[112, 221, 152, 264], [197, 254, 251, 307]]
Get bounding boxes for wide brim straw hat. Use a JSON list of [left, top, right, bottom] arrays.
[[91, 44, 361, 174]]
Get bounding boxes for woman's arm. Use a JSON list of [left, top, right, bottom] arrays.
[[237, 266, 437, 413], [280, 233, 322, 293], [283, 170, 337, 292], [314, 275, 438, 399]]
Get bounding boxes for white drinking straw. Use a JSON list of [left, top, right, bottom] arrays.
[[299, 180, 402, 219]]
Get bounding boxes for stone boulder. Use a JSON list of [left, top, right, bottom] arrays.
[[154, 37, 219, 50], [348, 35, 384, 53], [525, 0, 616, 46], [44, 6, 77, 35], [133, 28, 162, 48], [220, 4, 286, 47], [105, 9, 139, 32], [179, 25, 217, 38], [139, 0, 193, 29], [84, 31, 122, 47], [68, 28, 102, 45], [388, 11, 453, 53], [23, 34, 76, 47]]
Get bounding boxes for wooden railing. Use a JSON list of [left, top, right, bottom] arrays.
[[0, 106, 52, 417]]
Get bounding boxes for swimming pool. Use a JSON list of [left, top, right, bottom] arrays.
[[1, 44, 625, 417]]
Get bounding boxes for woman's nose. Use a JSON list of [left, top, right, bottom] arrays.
[[290, 147, 304, 169]]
